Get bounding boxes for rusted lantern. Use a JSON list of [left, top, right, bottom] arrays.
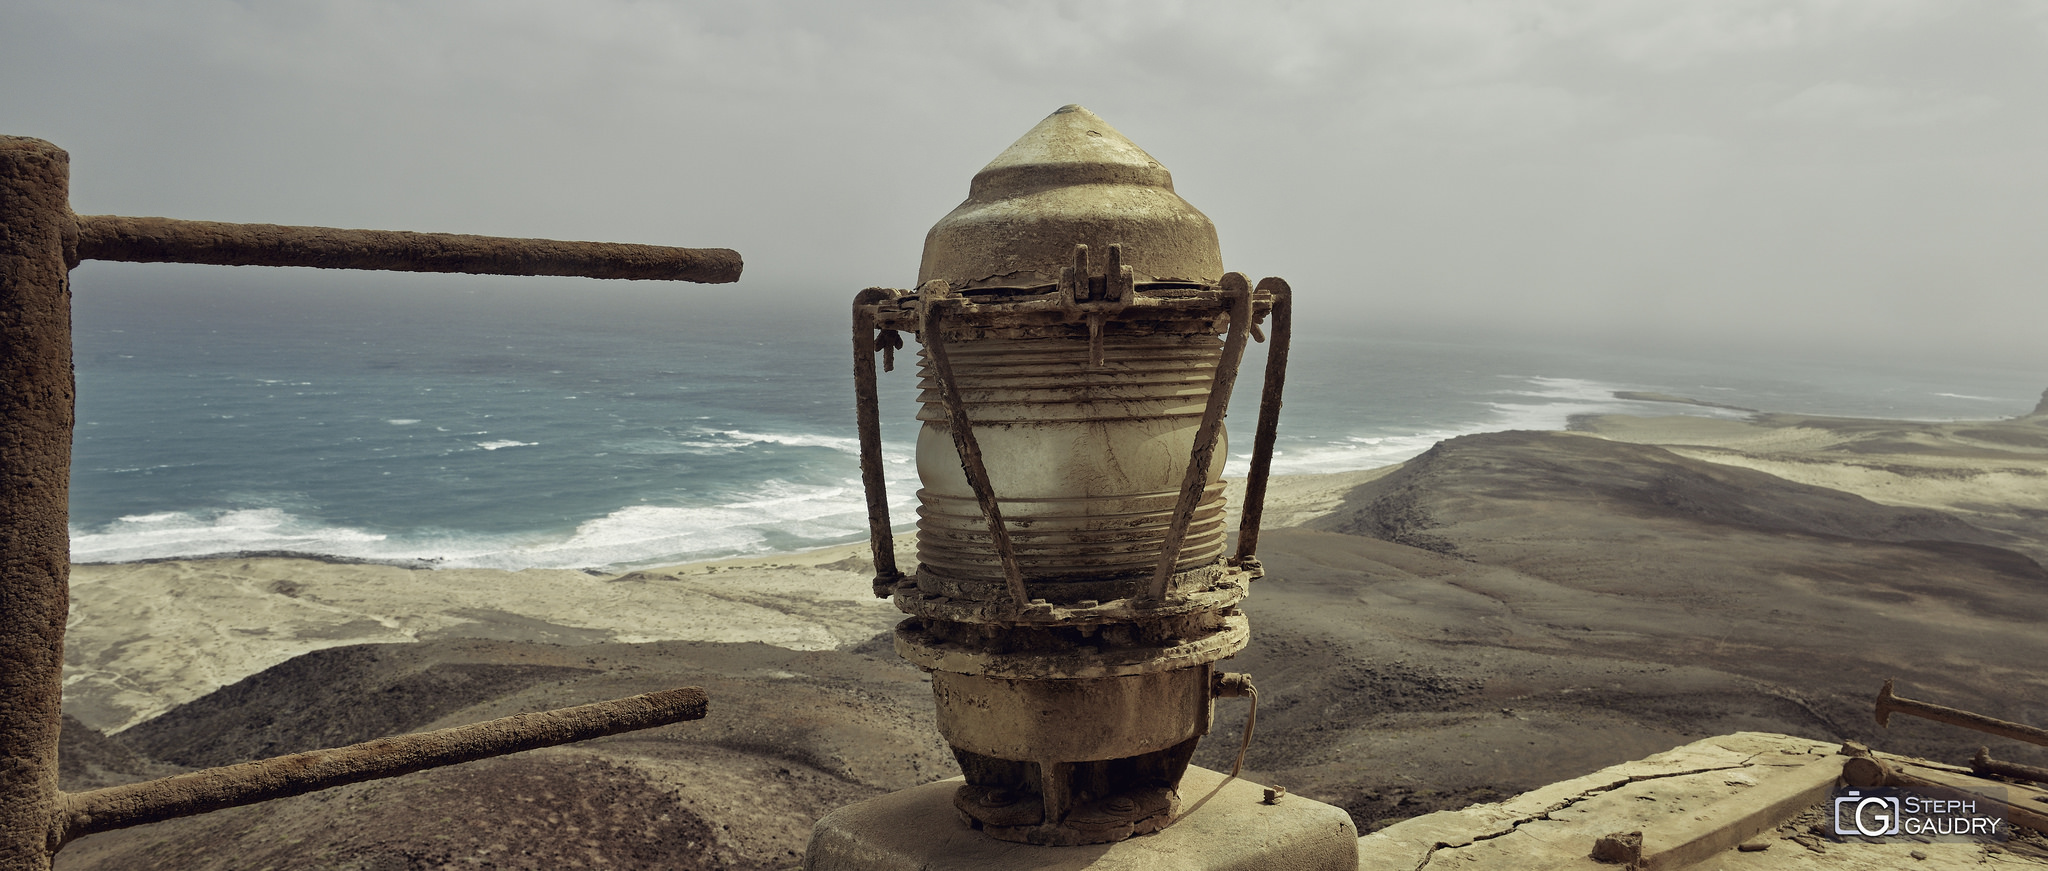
[[849, 105, 1293, 847]]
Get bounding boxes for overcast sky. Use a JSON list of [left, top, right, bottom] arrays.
[[7, 1, 2045, 369]]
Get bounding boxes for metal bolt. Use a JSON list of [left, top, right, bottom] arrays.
[[1213, 672, 1255, 699], [978, 789, 1015, 808], [1106, 796, 1136, 814]]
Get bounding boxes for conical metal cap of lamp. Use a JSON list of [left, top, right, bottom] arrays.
[[917, 104, 1225, 290]]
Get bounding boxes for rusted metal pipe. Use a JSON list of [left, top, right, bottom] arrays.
[[1148, 275, 1254, 601], [52, 686, 708, 847], [74, 215, 742, 283], [1972, 746, 2048, 785], [7, 134, 746, 869], [1875, 679, 2048, 747], [0, 135, 77, 871], [853, 287, 903, 597], [1233, 277, 1292, 570]]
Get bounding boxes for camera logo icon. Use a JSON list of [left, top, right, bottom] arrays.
[[1834, 790, 1902, 837]]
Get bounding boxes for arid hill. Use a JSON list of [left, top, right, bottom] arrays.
[[54, 413, 2048, 868]]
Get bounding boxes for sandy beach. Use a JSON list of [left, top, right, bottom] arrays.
[[53, 396, 2048, 869]]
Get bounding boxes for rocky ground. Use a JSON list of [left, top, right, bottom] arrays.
[[52, 403, 2048, 868]]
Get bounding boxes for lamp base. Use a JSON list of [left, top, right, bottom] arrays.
[[802, 766, 1358, 871]]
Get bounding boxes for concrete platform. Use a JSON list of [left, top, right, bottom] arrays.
[[1358, 732, 2047, 870], [803, 765, 1359, 870]]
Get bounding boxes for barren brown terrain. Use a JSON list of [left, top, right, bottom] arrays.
[[52, 402, 2048, 869]]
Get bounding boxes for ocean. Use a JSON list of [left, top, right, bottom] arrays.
[[67, 266, 2045, 571]]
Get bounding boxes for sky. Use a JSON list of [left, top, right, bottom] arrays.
[[6, 0, 2046, 370]]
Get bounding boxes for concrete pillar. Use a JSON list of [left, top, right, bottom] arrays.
[[0, 136, 77, 871]]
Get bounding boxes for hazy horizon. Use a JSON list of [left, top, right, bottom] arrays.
[[9, 1, 2047, 371]]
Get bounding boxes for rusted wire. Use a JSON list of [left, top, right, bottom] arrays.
[[1233, 278, 1292, 569], [853, 288, 903, 597], [1149, 275, 1255, 601], [923, 300, 1031, 610], [53, 686, 708, 847], [75, 215, 742, 283], [1231, 685, 1259, 779]]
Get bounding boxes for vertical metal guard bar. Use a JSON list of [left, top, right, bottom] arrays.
[[1234, 278, 1292, 567], [851, 290, 900, 597], [1149, 276, 1255, 600], [0, 136, 75, 871], [923, 302, 1031, 609]]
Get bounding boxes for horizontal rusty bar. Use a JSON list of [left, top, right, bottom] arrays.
[[1875, 679, 2048, 748], [74, 215, 741, 283], [1973, 746, 2048, 785], [54, 685, 708, 846]]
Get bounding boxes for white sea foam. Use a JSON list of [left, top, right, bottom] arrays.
[[115, 511, 184, 524], [69, 478, 919, 572], [714, 429, 863, 454], [70, 508, 390, 565], [1485, 375, 1749, 432], [1221, 374, 1749, 478], [614, 428, 882, 459], [387, 419, 421, 425], [1224, 431, 1456, 478], [475, 440, 536, 451]]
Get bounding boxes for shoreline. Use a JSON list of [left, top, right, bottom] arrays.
[[66, 382, 2044, 574], [69, 387, 2044, 575], [61, 399, 2048, 734], [66, 465, 1414, 574]]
